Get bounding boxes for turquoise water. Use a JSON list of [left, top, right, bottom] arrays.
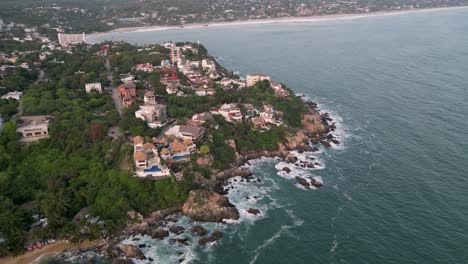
[[89, 8, 468, 264]]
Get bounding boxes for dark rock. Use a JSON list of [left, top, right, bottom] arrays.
[[310, 178, 323, 188], [148, 257, 154, 262], [320, 141, 332, 148], [295, 176, 310, 188], [151, 228, 169, 239], [132, 237, 141, 241], [331, 139, 340, 145], [198, 236, 217, 246], [169, 225, 185, 234], [247, 208, 261, 215], [191, 225, 208, 236], [138, 244, 146, 248], [282, 167, 291, 174], [310, 147, 319, 152], [212, 230, 223, 239]]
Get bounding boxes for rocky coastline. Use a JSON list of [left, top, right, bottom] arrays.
[[53, 99, 339, 263]]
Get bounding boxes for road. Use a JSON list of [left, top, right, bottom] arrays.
[[105, 58, 123, 117]]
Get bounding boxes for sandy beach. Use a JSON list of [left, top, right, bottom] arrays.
[[0, 240, 103, 264], [89, 6, 468, 37]]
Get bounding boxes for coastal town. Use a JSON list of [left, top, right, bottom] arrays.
[[0, 0, 467, 33], [0, 19, 342, 261]]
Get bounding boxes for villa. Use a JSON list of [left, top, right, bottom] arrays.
[[217, 103, 243, 122], [133, 136, 170, 178], [164, 124, 205, 140], [160, 138, 196, 162]]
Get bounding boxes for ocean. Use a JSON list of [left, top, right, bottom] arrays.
[[88, 7, 468, 264]]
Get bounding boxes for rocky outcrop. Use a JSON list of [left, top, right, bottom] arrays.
[[182, 190, 239, 222], [191, 225, 208, 236], [196, 155, 213, 166], [169, 225, 185, 234], [118, 244, 145, 260], [302, 113, 329, 135], [295, 176, 323, 189], [151, 228, 169, 239]]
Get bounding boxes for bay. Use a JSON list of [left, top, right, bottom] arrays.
[[89, 8, 468, 264]]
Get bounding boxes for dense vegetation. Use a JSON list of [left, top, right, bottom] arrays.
[[0, 46, 189, 257]]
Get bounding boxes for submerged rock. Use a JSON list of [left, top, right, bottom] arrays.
[[182, 190, 239, 222], [282, 167, 291, 174], [310, 178, 323, 188], [295, 176, 310, 188], [247, 208, 261, 215], [198, 230, 223, 246]]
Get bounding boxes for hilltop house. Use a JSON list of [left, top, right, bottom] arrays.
[[84, 83, 102, 93], [160, 138, 196, 162], [133, 136, 170, 178], [270, 81, 289, 97], [260, 105, 283, 126]]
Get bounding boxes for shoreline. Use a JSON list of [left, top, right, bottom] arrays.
[[88, 6, 468, 38], [0, 240, 102, 264]]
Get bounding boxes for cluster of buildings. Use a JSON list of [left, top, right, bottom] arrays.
[[132, 121, 204, 177], [133, 136, 170, 178], [134, 91, 167, 128], [210, 102, 283, 130]]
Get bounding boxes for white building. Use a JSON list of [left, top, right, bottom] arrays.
[[58, 33, 86, 47], [84, 83, 102, 93], [1, 91, 23, 100], [16, 116, 51, 142], [217, 103, 243, 122], [201, 59, 216, 71]]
